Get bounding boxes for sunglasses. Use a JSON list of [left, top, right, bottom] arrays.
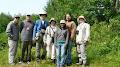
[[27, 15, 31, 16], [79, 18, 85, 20], [15, 17, 20, 19]]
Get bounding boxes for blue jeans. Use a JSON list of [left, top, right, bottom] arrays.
[[56, 42, 66, 67], [65, 40, 72, 64]]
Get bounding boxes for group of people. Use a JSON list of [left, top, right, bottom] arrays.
[[6, 11, 90, 67]]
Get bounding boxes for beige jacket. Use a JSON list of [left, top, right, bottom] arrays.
[[76, 22, 90, 44]]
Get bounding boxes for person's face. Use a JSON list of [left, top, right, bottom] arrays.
[[66, 14, 72, 21], [78, 18, 85, 24], [39, 15, 46, 20], [26, 16, 32, 21], [51, 21, 56, 26], [60, 23, 65, 28], [14, 17, 20, 23]]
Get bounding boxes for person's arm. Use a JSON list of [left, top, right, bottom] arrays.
[[65, 29, 69, 46], [45, 21, 49, 29], [44, 27, 49, 41], [19, 22, 24, 33], [84, 24, 90, 42], [33, 21, 38, 39], [54, 31, 57, 47], [70, 22, 76, 40], [6, 22, 13, 38]]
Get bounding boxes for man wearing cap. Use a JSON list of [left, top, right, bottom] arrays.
[[44, 18, 59, 63], [33, 11, 48, 62], [6, 15, 20, 64], [76, 16, 90, 66], [19, 15, 34, 64]]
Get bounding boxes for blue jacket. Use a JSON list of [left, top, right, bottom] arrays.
[[33, 19, 48, 38]]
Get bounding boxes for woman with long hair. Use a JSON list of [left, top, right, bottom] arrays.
[[65, 13, 76, 66]]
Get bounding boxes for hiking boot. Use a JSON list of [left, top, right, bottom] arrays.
[[66, 63, 71, 66], [27, 61, 30, 64], [18, 61, 23, 64], [41, 55, 46, 60], [76, 60, 82, 65], [36, 58, 40, 63], [51, 59, 56, 64]]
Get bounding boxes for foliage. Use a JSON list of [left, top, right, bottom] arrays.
[[0, 13, 12, 33]]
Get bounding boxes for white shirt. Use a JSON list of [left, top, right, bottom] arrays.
[[76, 22, 90, 43], [44, 25, 59, 42], [42, 21, 44, 25]]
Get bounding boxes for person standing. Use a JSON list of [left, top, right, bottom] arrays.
[[6, 15, 20, 64], [76, 16, 90, 66], [44, 18, 58, 63], [65, 13, 76, 66], [19, 15, 34, 64], [54, 20, 69, 67], [33, 11, 48, 62]]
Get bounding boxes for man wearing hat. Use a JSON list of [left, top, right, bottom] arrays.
[[44, 18, 59, 63], [6, 15, 20, 64], [76, 16, 90, 66], [19, 14, 34, 64], [33, 11, 48, 62]]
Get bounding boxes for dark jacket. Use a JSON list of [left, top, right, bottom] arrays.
[[6, 21, 19, 41], [20, 20, 34, 41]]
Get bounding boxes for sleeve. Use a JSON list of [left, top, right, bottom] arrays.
[[6, 22, 13, 38], [31, 22, 35, 35], [54, 30, 57, 46], [19, 22, 24, 33], [33, 21, 38, 38], [70, 21, 77, 40], [44, 27, 49, 40], [84, 24, 90, 41], [45, 21, 49, 29]]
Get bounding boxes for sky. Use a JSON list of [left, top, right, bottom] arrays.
[[0, 0, 49, 16]]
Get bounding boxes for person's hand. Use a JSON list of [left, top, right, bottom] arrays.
[[64, 44, 67, 49], [32, 38, 36, 43], [33, 37, 36, 41], [26, 27, 30, 31], [8, 34, 14, 39], [83, 40, 87, 44], [35, 37, 39, 41], [41, 29, 45, 33], [55, 45, 58, 48]]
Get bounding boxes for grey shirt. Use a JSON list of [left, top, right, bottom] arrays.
[[6, 21, 19, 41], [20, 21, 34, 41], [54, 28, 69, 45]]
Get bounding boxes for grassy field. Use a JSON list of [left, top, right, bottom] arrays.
[[0, 46, 120, 67]]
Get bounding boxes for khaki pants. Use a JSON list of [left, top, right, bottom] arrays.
[[46, 38, 56, 59], [8, 40, 18, 64], [77, 43, 87, 64]]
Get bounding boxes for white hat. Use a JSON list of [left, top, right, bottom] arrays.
[[78, 16, 86, 21], [60, 20, 66, 24], [49, 18, 56, 23]]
